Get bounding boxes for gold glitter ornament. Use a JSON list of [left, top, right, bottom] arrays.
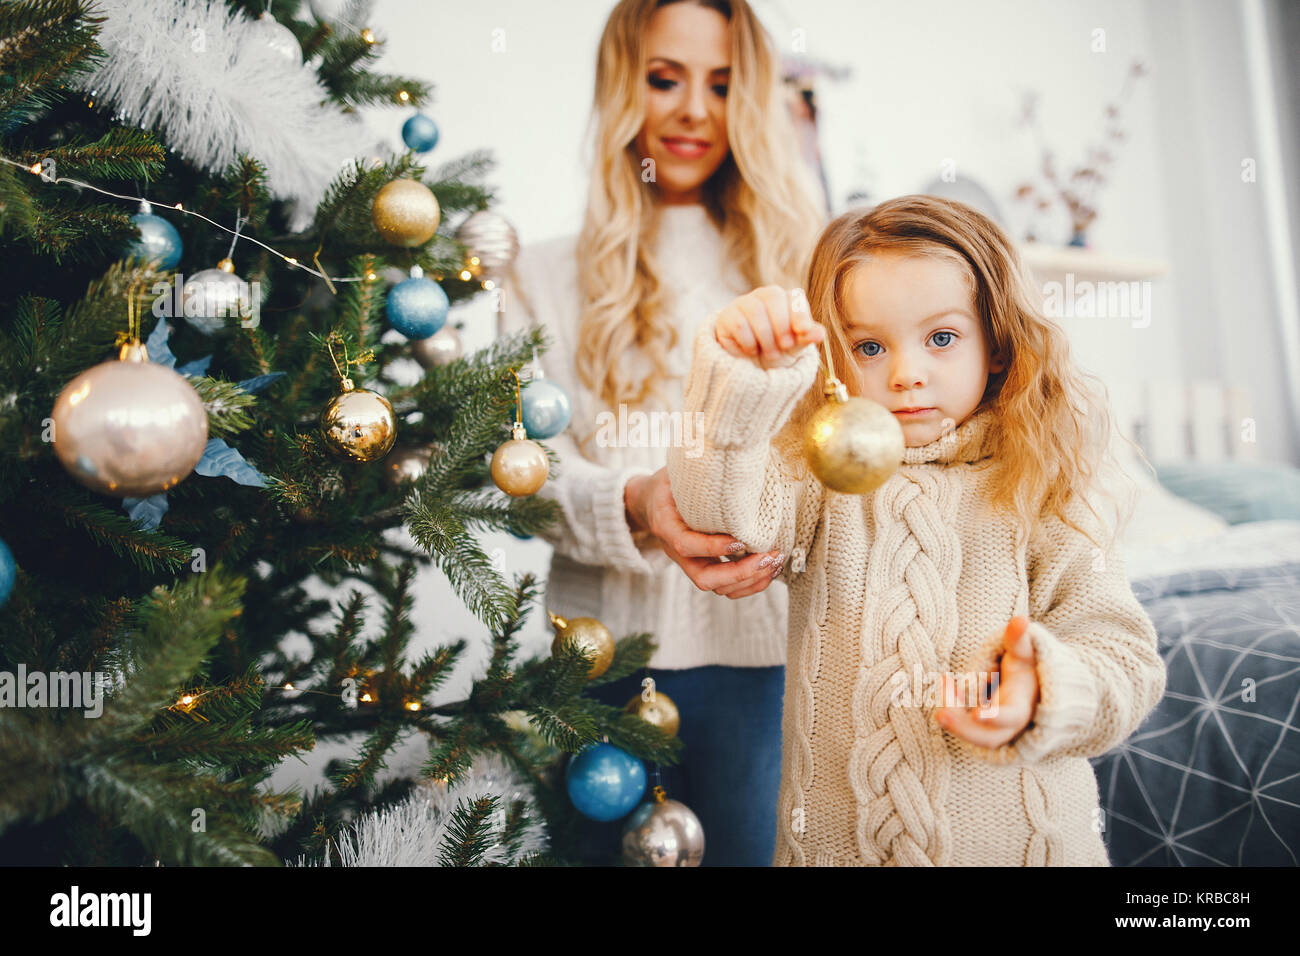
[[803, 336, 904, 495], [371, 178, 440, 247], [549, 610, 615, 679]]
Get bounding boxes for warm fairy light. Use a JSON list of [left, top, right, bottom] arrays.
[[366, 272, 377, 281], [469, 256, 480, 266], [284, 682, 294, 690], [28, 163, 41, 174], [174, 202, 183, 210], [361, 28, 376, 43], [180, 694, 194, 705], [397, 90, 410, 103], [483, 279, 495, 290], [459, 270, 471, 280], [360, 692, 373, 702], [285, 256, 298, 265], [405, 701, 420, 711]]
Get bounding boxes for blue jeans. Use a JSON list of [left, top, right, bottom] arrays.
[[570, 665, 785, 866]]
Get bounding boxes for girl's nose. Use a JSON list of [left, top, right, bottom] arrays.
[[890, 359, 925, 390]]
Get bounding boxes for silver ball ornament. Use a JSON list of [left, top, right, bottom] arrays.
[[621, 788, 705, 866], [455, 210, 518, 280], [181, 259, 252, 335], [410, 325, 462, 368], [248, 12, 301, 65]]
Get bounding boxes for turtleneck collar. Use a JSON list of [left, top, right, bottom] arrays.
[[900, 406, 1000, 466]]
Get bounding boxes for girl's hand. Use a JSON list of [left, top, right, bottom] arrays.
[[933, 617, 1041, 748], [625, 468, 784, 599], [714, 286, 825, 370]]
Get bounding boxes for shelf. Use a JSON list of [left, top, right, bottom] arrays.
[[1017, 243, 1169, 282]]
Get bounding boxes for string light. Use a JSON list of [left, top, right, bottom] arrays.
[[0, 152, 380, 286], [167, 680, 430, 714], [361, 28, 376, 44], [397, 90, 410, 103]]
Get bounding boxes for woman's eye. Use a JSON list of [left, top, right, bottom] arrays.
[[855, 342, 881, 358], [931, 331, 955, 347], [648, 75, 675, 90]]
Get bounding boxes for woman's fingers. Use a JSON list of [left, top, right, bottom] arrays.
[[713, 553, 784, 597], [677, 549, 781, 594]]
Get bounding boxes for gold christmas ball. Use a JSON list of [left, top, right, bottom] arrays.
[[803, 390, 904, 495], [548, 611, 615, 679], [319, 387, 397, 462], [626, 690, 680, 737], [490, 426, 548, 496], [51, 344, 209, 497], [410, 325, 462, 368], [371, 178, 440, 247]]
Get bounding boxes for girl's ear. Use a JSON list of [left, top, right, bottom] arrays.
[[989, 350, 1007, 375]]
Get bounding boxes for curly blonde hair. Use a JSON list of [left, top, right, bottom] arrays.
[[573, 0, 825, 453], [775, 194, 1142, 553]]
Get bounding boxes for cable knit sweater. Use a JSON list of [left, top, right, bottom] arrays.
[[666, 313, 1168, 866], [499, 204, 788, 668]]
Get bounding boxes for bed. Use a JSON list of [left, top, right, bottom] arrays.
[[1086, 378, 1300, 866]]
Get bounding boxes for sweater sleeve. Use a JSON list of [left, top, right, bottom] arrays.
[[500, 248, 670, 576], [958, 493, 1167, 767], [666, 311, 822, 563]]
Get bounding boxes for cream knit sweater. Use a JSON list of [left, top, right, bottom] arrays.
[[666, 313, 1168, 866], [500, 204, 788, 669]]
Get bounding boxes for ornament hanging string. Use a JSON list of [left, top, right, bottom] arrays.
[[511, 367, 524, 426], [814, 313, 849, 402], [326, 331, 374, 391]]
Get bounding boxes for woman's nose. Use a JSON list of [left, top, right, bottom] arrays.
[[680, 80, 710, 123]]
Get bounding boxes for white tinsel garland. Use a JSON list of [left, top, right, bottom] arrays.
[[75, 0, 377, 229], [288, 753, 549, 867]]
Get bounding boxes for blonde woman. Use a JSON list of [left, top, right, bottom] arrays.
[[502, 0, 825, 865]]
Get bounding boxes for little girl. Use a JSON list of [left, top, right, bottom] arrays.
[[666, 195, 1167, 866]]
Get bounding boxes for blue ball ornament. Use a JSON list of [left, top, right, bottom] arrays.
[[386, 272, 449, 339], [0, 537, 14, 608], [127, 204, 183, 270], [520, 379, 572, 440], [565, 742, 647, 822], [401, 113, 440, 153]]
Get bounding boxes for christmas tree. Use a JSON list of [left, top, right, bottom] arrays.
[[0, 0, 680, 867]]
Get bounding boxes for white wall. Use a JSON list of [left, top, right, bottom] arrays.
[[270, 0, 1298, 803]]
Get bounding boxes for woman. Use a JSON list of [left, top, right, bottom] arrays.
[[502, 0, 825, 865]]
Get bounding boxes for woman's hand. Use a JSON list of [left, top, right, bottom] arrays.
[[625, 468, 783, 599], [933, 617, 1041, 748], [714, 285, 825, 369]]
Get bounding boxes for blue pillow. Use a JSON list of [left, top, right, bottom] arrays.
[[1153, 460, 1300, 524]]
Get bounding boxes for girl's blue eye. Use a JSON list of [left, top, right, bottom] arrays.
[[932, 331, 955, 347], [855, 341, 881, 358], [713, 84, 729, 97]]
